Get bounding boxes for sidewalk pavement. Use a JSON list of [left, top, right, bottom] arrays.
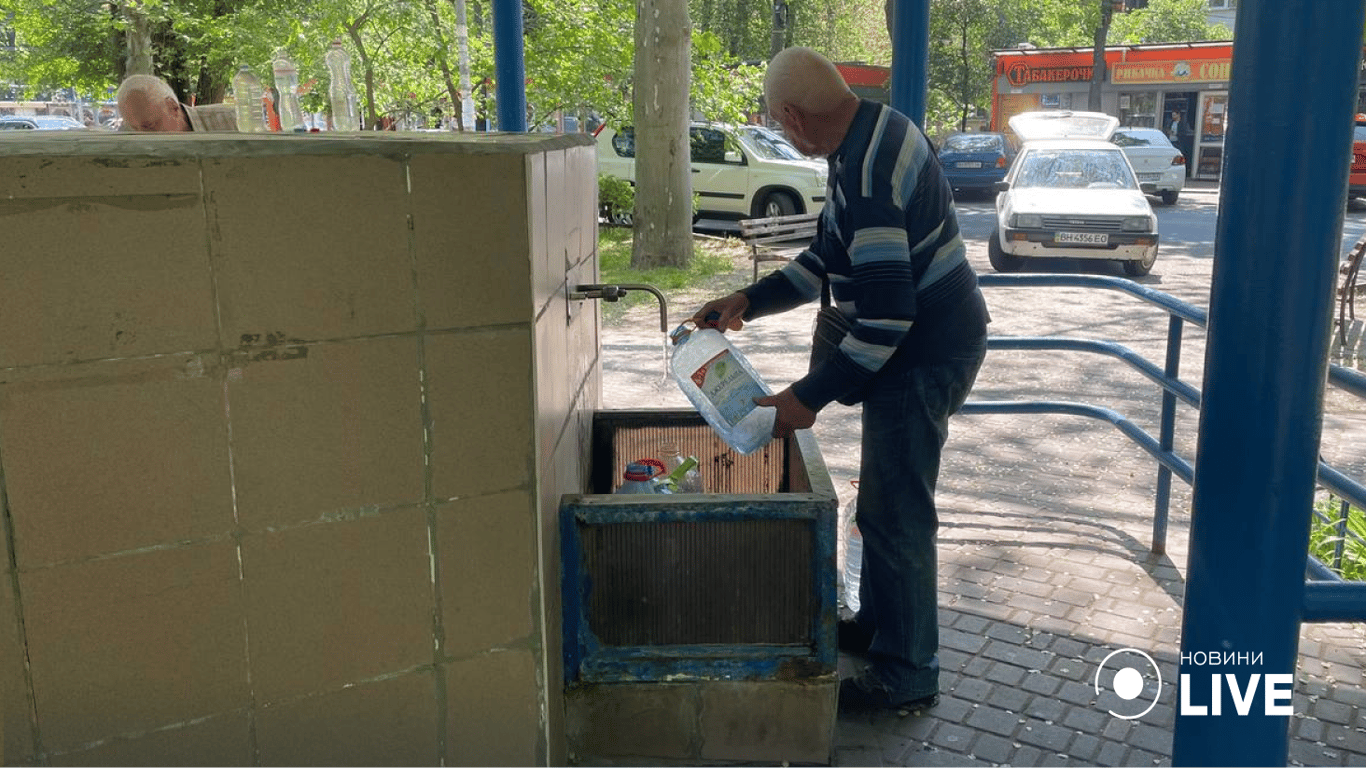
[[597, 225, 1366, 766]]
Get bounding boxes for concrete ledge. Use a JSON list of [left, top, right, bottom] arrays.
[[565, 678, 837, 765]]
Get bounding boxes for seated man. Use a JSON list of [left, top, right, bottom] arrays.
[[116, 74, 236, 132]]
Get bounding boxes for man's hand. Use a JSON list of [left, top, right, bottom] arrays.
[[691, 292, 749, 333], [755, 387, 817, 439]]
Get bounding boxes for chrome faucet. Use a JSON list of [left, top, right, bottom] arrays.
[[569, 283, 669, 333]]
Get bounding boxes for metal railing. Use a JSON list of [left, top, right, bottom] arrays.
[[966, 273, 1366, 623]]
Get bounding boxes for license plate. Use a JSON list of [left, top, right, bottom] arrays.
[[1056, 231, 1108, 245], [1138, 172, 1162, 181], [955, 161, 982, 168]]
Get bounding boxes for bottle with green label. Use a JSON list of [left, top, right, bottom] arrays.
[[668, 320, 775, 455]]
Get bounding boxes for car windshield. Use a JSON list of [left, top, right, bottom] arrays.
[[739, 126, 806, 160], [1111, 129, 1173, 148], [1013, 148, 1137, 190], [941, 134, 1002, 153]]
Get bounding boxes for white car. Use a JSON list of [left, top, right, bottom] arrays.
[[990, 111, 1159, 277], [1110, 127, 1186, 206], [596, 122, 827, 220]]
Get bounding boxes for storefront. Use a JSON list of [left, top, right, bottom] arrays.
[[991, 41, 1232, 180]]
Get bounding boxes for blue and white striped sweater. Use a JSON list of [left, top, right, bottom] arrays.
[[740, 99, 985, 409]]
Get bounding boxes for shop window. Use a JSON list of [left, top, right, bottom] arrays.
[[1119, 91, 1157, 128]]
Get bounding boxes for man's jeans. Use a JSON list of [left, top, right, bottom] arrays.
[[854, 335, 987, 701]]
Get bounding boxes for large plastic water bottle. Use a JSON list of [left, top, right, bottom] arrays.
[[231, 65, 266, 133], [271, 49, 305, 132], [324, 40, 360, 131], [616, 462, 660, 494], [844, 517, 863, 613], [669, 320, 775, 455]]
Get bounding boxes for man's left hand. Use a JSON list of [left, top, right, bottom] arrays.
[[755, 387, 817, 439]]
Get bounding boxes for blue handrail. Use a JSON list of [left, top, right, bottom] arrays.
[[970, 273, 1366, 618]]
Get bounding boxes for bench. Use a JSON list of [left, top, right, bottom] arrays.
[[1338, 233, 1366, 347], [739, 211, 819, 281]]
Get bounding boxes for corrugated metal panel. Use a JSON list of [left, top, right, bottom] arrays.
[[582, 518, 813, 645], [610, 423, 785, 494]]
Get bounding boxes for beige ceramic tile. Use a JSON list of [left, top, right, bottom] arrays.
[[425, 328, 535, 500], [534, 310, 570, 468], [19, 543, 248, 753], [256, 671, 438, 766], [0, 155, 202, 199], [528, 152, 558, 321], [241, 508, 433, 703], [52, 711, 251, 767], [227, 336, 424, 530], [435, 492, 536, 657], [1, 572, 33, 765], [0, 355, 233, 568], [203, 154, 416, 344], [0, 193, 216, 368], [444, 650, 539, 767], [407, 153, 532, 331]]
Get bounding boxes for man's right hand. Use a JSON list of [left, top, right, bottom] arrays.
[[691, 292, 750, 333]]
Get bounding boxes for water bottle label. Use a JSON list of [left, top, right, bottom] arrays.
[[690, 349, 765, 428]]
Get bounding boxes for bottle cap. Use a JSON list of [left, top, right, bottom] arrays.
[[623, 462, 654, 481]]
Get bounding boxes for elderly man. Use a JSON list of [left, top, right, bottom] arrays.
[[116, 74, 236, 132], [691, 47, 989, 714]]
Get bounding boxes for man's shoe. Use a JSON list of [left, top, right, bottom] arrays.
[[837, 620, 874, 655], [838, 670, 939, 715]]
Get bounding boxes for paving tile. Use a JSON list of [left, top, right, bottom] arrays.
[[984, 661, 1028, 687], [964, 705, 1021, 737], [967, 732, 1014, 764]]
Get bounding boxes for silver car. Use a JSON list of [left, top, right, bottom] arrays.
[[1111, 127, 1186, 206]]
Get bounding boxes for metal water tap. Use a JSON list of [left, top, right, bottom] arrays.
[[569, 283, 669, 333]]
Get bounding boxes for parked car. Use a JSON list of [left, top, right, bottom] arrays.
[[1110, 127, 1185, 205], [990, 111, 1159, 277], [939, 131, 1016, 199], [595, 122, 827, 220], [0, 115, 86, 131], [1349, 114, 1366, 202]]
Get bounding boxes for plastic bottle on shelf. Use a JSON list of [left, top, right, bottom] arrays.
[[652, 449, 702, 493], [231, 65, 266, 133], [261, 87, 281, 132], [616, 462, 660, 494], [324, 40, 360, 131], [668, 320, 775, 455], [271, 49, 305, 132]]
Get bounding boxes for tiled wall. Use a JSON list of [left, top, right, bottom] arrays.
[[0, 133, 599, 766]]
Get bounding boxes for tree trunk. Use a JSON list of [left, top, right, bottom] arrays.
[[1089, 0, 1111, 112], [123, 3, 154, 77], [455, 0, 474, 131], [631, 0, 693, 269]]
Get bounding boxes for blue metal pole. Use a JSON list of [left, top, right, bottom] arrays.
[[1172, 0, 1365, 765], [888, 0, 929, 126], [492, 0, 528, 132]]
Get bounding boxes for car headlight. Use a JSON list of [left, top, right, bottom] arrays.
[[1011, 214, 1043, 229], [1121, 216, 1152, 232]]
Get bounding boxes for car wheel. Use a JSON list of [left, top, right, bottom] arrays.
[[987, 229, 1024, 273], [1124, 246, 1158, 277], [1160, 191, 1179, 205], [758, 191, 797, 219]]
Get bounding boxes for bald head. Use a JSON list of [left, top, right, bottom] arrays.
[[117, 75, 190, 132], [764, 47, 859, 157], [764, 47, 854, 115]]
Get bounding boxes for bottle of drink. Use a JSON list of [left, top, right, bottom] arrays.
[[271, 49, 305, 132], [668, 320, 776, 455], [844, 517, 863, 613], [652, 448, 702, 493], [261, 87, 281, 132], [616, 462, 660, 494], [324, 40, 360, 131], [231, 65, 266, 133]]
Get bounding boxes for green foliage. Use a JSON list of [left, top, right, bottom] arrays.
[[598, 173, 635, 224], [1309, 496, 1366, 581], [596, 226, 736, 317], [1108, 0, 1233, 44]]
